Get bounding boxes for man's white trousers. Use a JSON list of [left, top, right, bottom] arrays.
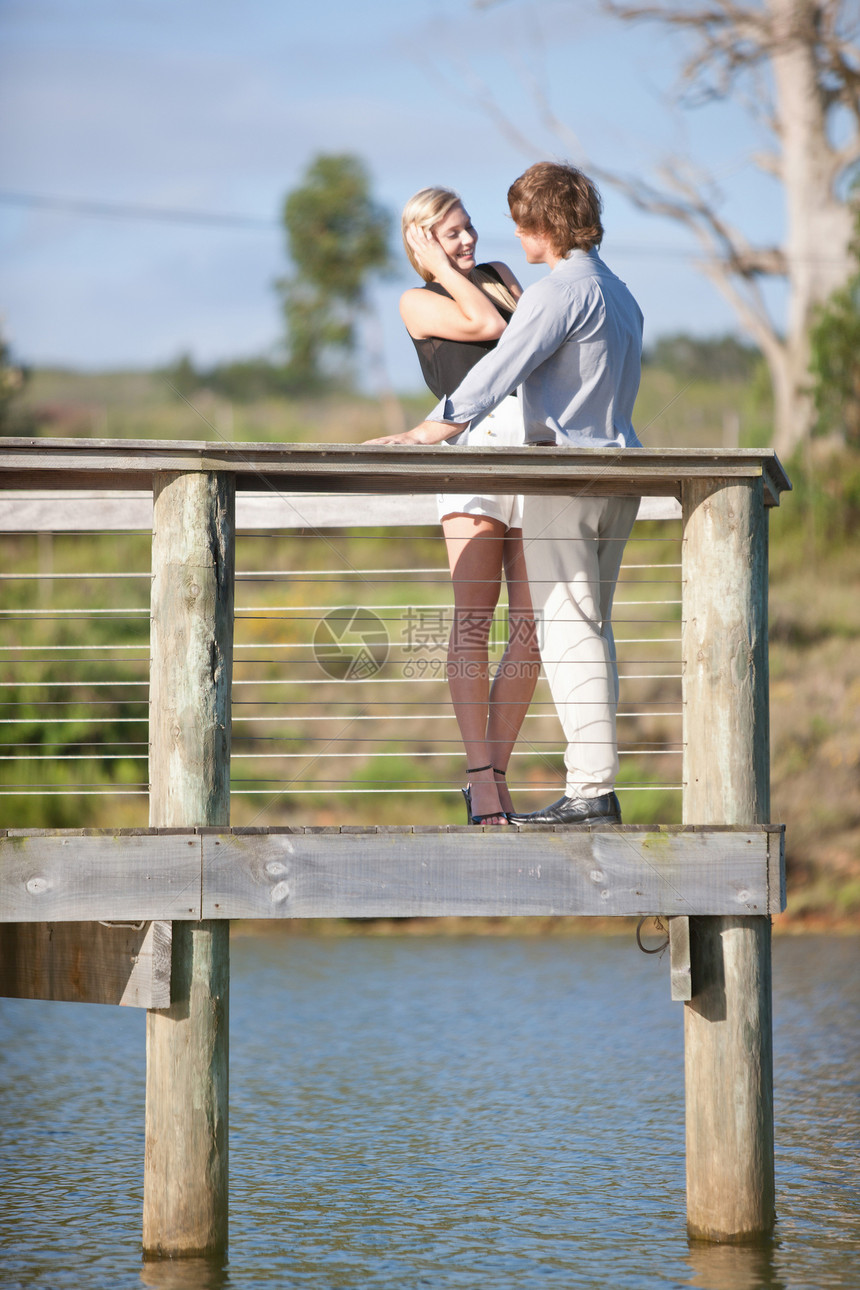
[[522, 493, 639, 799]]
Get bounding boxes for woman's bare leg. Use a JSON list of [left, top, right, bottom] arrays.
[[487, 529, 540, 815], [442, 514, 507, 824]]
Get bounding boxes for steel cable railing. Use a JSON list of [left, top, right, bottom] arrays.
[[0, 507, 683, 827]]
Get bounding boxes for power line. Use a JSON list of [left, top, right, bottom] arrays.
[[4, 188, 694, 257], [0, 190, 279, 230], [1, 187, 849, 269]]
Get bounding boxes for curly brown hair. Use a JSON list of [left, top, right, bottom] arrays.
[[507, 163, 603, 256]]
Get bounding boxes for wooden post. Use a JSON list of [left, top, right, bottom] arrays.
[[681, 476, 775, 1242], [143, 471, 234, 1258]]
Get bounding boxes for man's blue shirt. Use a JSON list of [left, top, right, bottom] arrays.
[[429, 248, 644, 448]]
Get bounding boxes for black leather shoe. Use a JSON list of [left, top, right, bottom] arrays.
[[508, 791, 621, 826]]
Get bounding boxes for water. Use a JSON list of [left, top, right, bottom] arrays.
[[1, 932, 858, 1289]]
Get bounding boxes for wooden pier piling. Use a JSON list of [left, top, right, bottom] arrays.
[[682, 476, 776, 1241], [143, 471, 234, 1258]]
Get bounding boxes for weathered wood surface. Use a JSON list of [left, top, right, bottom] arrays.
[[685, 915, 775, 1241], [0, 826, 786, 922], [0, 919, 171, 1008], [202, 828, 784, 919], [0, 832, 201, 921], [669, 916, 692, 1002], [144, 920, 229, 1257], [0, 439, 792, 502], [683, 477, 771, 825], [0, 490, 682, 532], [681, 476, 775, 1241], [144, 470, 232, 1259], [149, 472, 234, 827]]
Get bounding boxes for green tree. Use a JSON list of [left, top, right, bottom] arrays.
[[277, 154, 393, 390], [809, 209, 860, 448], [0, 324, 28, 434], [162, 351, 201, 399]]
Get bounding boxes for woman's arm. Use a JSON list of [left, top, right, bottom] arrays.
[[370, 262, 522, 445], [399, 226, 509, 342], [371, 273, 569, 446]]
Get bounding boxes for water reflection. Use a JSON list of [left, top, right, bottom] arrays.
[[685, 1238, 786, 1290], [140, 1256, 229, 1289]]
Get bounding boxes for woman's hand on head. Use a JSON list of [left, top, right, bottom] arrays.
[[364, 420, 466, 446], [405, 223, 451, 277]]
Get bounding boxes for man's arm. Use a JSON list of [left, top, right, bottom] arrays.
[[365, 418, 467, 446], [365, 277, 572, 446]]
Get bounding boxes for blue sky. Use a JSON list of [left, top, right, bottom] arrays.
[[0, 0, 784, 391]]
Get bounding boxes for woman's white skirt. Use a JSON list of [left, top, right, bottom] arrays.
[[437, 394, 524, 528]]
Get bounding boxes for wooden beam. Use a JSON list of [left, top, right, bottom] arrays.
[[0, 920, 171, 1008], [0, 825, 786, 922], [0, 831, 202, 921], [669, 916, 692, 1002], [202, 827, 783, 919], [0, 439, 792, 502], [0, 491, 683, 532]]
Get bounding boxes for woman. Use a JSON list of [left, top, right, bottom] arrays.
[[384, 187, 540, 825]]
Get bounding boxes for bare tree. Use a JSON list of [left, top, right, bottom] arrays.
[[476, 0, 860, 457]]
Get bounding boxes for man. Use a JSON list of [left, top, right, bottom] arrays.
[[371, 162, 643, 825]]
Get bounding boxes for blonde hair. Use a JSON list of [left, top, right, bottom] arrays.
[[401, 187, 463, 282]]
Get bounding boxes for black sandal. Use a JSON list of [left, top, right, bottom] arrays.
[[493, 767, 514, 823], [461, 764, 506, 825]]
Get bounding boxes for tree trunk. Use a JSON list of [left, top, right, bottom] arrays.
[[769, 0, 855, 458]]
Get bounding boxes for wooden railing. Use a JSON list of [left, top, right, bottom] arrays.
[[0, 438, 791, 1254]]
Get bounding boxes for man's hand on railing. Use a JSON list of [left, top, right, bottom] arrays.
[[364, 419, 467, 446]]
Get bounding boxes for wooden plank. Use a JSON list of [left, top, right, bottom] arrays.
[[0, 826, 785, 921], [768, 826, 786, 912], [0, 465, 725, 498], [0, 919, 171, 1008], [123, 920, 172, 1007], [0, 440, 792, 502], [0, 438, 791, 477], [201, 828, 779, 919], [669, 916, 692, 1001], [0, 832, 202, 921], [0, 491, 683, 532], [0, 490, 152, 531]]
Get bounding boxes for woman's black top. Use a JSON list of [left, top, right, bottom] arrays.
[[409, 263, 514, 400]]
